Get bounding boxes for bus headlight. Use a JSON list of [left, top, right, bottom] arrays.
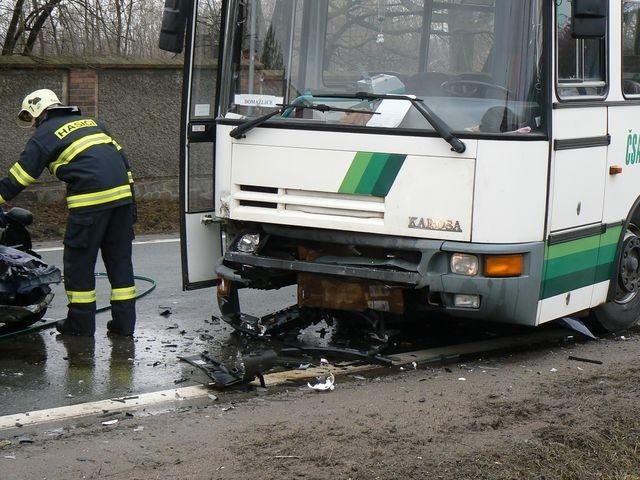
[[237, 233, 260, 254], [450, 253, 479, 276]]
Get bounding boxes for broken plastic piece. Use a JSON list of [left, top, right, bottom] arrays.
[[308, 373, 335, 392], [559, 317, 598, 340], [180, 351, 276, 389]]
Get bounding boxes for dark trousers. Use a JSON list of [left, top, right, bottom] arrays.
[[63, 203, 136, 335]]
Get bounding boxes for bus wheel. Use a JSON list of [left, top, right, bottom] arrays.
[[593, 222, 640, 332]]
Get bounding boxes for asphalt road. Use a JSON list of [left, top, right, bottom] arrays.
[[0, 235, 296, 416]]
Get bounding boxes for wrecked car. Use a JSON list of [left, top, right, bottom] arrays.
[[0, 207, 61, 329]]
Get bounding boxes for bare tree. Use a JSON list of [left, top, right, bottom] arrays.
[[0, 0, 180, 59]]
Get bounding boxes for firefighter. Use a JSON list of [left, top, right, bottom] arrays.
[[0, 89, 137, 337]]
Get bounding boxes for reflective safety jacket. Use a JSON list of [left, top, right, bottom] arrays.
[[0, 107, 134, 213]]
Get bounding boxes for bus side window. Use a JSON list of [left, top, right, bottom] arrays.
[[623, 1, 640, 96], [556, 0, 607, 99]]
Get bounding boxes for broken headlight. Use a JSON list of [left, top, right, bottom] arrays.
[[236, 233, 261, 254]]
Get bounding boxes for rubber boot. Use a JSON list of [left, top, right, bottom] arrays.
[[56, 308, 95, 337]]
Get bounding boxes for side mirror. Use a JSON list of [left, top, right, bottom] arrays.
[[159, 0, 190, 53], [572, 0, 607, 39]]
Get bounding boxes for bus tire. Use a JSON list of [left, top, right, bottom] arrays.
[[592, 220, 640, 332]]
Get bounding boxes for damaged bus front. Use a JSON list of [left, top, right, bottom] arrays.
[[162, 1, 640, 334]]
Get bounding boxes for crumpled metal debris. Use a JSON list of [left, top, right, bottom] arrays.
[[308, 373, 335, 392], [180, 350, 277, 389]]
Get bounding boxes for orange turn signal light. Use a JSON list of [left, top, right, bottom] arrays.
[[484, 254, 524, 278]]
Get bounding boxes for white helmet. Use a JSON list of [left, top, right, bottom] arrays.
[[17, 89, 62, 127]]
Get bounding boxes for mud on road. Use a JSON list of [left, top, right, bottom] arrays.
[[2, 326, 640, 480]]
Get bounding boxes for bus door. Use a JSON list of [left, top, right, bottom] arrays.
[[606, 3, 640, 226], [180, 0, 226, 290], [546, 0, 609, 318]]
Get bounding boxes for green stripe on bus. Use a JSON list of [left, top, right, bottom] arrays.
[[595, 260, 616, 284], [339, 152, 372, 194], [601, 225, 623, 245], [371, 154, 407, 197], [544, 235, 600, 260], [544, 248, 600, 279], [541, 267, 600, 299], [540, 225, 623, 299], [355, 152, 389, 194], [339, 152, 407, 197]]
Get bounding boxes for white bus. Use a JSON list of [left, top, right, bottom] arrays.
[[159, 0, 640, 333]]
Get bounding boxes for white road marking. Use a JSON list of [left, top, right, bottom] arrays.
[[0, 363, 374, 430], [0, 386, 210, 430], [36, 238, 180, 253]]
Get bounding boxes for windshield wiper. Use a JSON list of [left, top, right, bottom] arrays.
[[229, 103, 378, 139], [319, 92, 466, 154]]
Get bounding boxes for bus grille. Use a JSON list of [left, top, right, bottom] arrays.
[[234, 186, 385, 219]]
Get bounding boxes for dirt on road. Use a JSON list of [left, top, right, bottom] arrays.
[[2, 329, 640, 480]]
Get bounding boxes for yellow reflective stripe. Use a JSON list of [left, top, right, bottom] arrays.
[[111, 286, 136, 301], [66, 290, 96, 304], [9, 163, 36, 187], [49, 133, 113, 176], [127, 171, 134, 184], [112, 139, 123, 151], [66, 184, 132, 209], [0, 194, 5, 205]]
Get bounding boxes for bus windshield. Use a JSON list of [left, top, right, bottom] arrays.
[[221, 0, 545, 135]]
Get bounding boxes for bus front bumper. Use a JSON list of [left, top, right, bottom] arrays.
[[216, 225, 545, 326]]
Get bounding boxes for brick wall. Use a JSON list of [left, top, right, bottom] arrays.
[[68, 69, 98, 118]]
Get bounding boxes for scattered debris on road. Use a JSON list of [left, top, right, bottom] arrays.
[[560, 317, 598, 340], [568, 355, 603, 365], [307, 373, 335, 392]]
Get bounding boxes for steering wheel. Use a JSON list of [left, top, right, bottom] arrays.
[[440, 80, 511, 98]]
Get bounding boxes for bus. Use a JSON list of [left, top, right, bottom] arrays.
[[159, 0, 640, 334]]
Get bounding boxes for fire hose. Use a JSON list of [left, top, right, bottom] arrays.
[[0, 272, 157, 342]]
